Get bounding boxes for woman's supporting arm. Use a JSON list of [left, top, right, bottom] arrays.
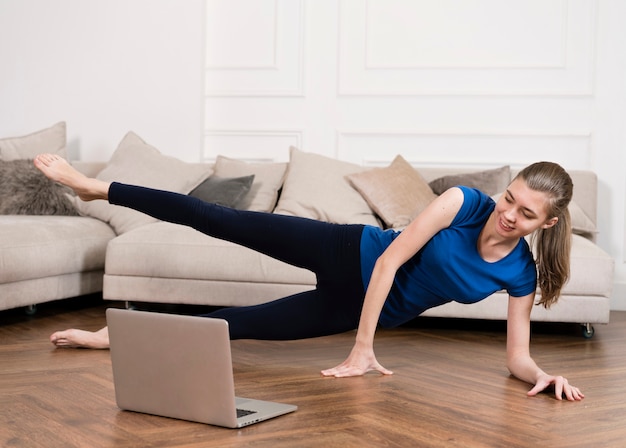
[[506, 294, 584, 401], [321, 187, 464, 377]]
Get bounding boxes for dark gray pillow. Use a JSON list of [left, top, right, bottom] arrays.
[[0, 159, 78, 215], [428, 166, 511, 196], [189, 175, 255, 208]]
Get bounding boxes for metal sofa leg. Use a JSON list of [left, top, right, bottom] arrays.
[[24, 304, 37, 316], [581, 323, 595, 339]]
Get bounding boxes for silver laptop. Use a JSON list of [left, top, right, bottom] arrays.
[[106, 308, 297, 428]]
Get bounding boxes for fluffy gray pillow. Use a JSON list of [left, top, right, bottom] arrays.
[[0, 159, 78, 215], [189, 175, 255, 208]]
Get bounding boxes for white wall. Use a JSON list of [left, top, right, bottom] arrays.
[[0, 0, 206, 161], [1, 0, 626, 309]]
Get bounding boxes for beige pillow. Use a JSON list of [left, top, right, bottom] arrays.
[[214, 155, 287, 212], [74, 131, 212, 234], [428, 166, 511, 196], [274, 147, 380, 226], [568, 200, 597, 237], [0, 122, 67, 161], [346, 155, 437, 229]]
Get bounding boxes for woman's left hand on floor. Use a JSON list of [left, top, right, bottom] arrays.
[[527, 373, 585, 401]]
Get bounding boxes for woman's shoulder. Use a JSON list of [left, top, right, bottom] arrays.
[[456, 185, 493, 203], [451, 186, 495, 225]]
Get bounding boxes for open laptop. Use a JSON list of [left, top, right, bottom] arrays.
[[106, 308, 297, 428]]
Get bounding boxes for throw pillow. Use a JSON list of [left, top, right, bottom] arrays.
[[346, 155, 437, 229], [73, 131, 212, 234], [428, 166, 511, 196], [274, 147, 380, 226], [213, 156, 287, 212], [0, 122, 67, 161], [189, 175, 255, 208], [568, 200, 597, 237], [0, 159, 78, 215]]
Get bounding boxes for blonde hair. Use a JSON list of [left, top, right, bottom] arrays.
[[515, 162, 573, 308]]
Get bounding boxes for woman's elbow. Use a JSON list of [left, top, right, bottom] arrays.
[[373, 254, 400, 275]]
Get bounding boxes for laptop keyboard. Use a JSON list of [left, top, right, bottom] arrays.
[[237, 408, 257, 418]]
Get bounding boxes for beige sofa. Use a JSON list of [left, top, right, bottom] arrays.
[[0, 126, 614, 339], [100, 145, 612, 338], [0, 123, 115, 313], [102, 168, 613, 338]]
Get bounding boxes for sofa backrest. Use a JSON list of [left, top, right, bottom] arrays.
[[72, 160, 597, 228]]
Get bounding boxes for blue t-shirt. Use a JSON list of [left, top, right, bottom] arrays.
[[360, 186, 537, 328]]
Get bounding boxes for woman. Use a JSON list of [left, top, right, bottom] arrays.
[[34, 154, 583, 401]]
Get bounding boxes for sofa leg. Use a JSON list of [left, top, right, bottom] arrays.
[[24, 304, 37, 316], [581, 323, 595, 339]]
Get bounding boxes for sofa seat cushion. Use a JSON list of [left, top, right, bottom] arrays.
[[0, 216, 115, 283], [105, 222, 316, 285], [563, 234, 614, 297], [105, 225, 613, 298]]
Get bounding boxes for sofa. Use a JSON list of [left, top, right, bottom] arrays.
[[0, 124, 614, 337], [0, 123, 116, 313]]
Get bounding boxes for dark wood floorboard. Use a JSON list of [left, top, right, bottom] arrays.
[[1, 295, 625, 447]]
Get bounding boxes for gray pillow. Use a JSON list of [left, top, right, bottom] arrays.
[[0, 159, 78, 215], [189, 175, 255, 208], [428, 166, 511, 196]]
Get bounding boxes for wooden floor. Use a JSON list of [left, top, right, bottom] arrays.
[[1, 295, 625, 448]]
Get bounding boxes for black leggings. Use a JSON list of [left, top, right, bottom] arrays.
[[108, 183, 367, 340]]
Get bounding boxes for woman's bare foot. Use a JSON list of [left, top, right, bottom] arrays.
[[34, 154, 110, 202], [50, 327, 110, 349]]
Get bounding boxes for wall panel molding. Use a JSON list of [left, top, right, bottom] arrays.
[[338, 0, 597, 96], [336, 129, 592, 169], [205, 0, 305, 97], [203, 129, 302, 161]]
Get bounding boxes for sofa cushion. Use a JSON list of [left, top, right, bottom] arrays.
[[563, 234, 614, 297], [346, 155, 437, 229], [428, 166, 511, 196], [568, 200, 597, 237], [274, 147, 380, 226], [213, 156, 287, 212], [0, 159, 78, 216], [73, 132, 212, 235], [189, 175, 254, 208], [105, 222, 315, 285], [0, 122, 67, 161], [0, 216, 115, 283]]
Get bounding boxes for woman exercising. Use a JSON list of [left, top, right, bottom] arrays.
[[34, 153, 583, 401]]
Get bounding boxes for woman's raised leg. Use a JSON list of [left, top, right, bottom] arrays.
[[107, 182, 364, 276], [35, 153, 368, 346]]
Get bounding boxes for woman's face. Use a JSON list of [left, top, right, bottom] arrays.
[[494, 178, 558, 238]]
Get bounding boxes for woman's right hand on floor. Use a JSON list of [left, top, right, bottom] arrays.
[[320, 342, 393, 377]]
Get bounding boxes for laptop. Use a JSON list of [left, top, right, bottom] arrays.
[[106, 308, 297, 428]]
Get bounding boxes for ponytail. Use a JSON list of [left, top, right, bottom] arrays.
[[515, 162, 573, 308]]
